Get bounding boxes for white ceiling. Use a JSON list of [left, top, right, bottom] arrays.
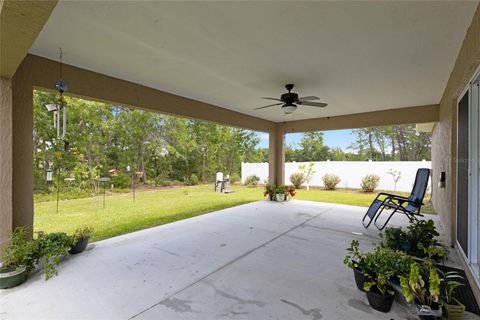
[[30, 1, 477, 122]]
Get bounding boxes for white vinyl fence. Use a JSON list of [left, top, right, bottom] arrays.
[[241, 160, 431, 192]]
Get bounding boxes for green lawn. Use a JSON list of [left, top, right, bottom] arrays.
[[34, 185, 262, 241], [34, 185, 434, 241]]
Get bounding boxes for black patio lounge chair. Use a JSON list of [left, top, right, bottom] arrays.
[[362, 168, 430, 230]]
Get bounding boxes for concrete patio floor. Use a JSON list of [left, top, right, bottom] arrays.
[[0, 200, 474, 319]]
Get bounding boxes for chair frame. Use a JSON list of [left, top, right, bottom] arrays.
[[362, 192, 425, 230]]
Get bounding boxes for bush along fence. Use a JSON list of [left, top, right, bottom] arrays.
[[241, 160, 431, 192]]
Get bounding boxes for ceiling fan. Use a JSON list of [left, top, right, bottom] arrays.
[[254, 84, 327, 114]]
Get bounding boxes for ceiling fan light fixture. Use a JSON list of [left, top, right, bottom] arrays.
[[283, 103, 297, 114]]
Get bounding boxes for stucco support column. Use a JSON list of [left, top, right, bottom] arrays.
[[0, 61, 34, 252], [0, 77, 14, 252], [11, 62, 34, 235], [268, 123, 285, 185]]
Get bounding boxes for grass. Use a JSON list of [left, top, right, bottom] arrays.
[[34, 185, 435, 241], [34, 185, 262, 241], [294, 187, 435, 214]]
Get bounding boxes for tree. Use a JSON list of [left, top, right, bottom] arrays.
[[296, 132, 330, 161], [299, 162, 316, 191]]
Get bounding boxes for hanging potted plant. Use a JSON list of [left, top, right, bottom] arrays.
[[0, 227, 35, 289], [441, 271, 465, 320], [69, 227, 94, 254]]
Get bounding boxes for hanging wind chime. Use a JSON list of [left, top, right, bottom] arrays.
[[45, 48, 70, 213], [45, 48, 69, 150]]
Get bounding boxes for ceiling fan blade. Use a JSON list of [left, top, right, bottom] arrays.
[[298, 96, 320, 101], [262, 97, 283, 102], [299, 101, 328, 108], [254, 102, 283, 110]]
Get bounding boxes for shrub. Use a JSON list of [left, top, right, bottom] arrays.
[[112, 174, 131, 189], [322, 174, 341, 190], [184, 173, 199, 186], [361, 174, 380, 192], [290, 172, 305, 189], [245, 175, 260, 187], [182, 187, 190, 195], [229, 173, 240, 184]]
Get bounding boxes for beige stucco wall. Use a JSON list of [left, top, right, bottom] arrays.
[[431, 2, 480, 300], [431, 3, 480, 244]]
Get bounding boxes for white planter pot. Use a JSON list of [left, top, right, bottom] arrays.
[[276, 194, 285, 202]]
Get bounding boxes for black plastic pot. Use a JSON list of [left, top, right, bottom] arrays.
[[365, 290, 395, 313], [69, 237, 89, 254], [0, 266, 27, 289], [353, 268, 366, 292]]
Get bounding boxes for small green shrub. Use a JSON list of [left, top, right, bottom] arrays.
[[182, 187, 190, 195], [245, 175, 260, 187], [322, 174, 341, 190], [112, 174, 131, 188], [72, 227, 94, 243], [229, 173, 240, 184], [184, 173, 199, 186], [361, 174, 380, 192], [290, 172, 305, 189], [1, 227, 36, 270]]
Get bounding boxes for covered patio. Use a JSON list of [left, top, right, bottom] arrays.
[[2, 1, 480, 318], [0, 201, 458, 319]]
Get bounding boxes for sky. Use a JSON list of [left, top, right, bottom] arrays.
[[256, 129, 354, 150]]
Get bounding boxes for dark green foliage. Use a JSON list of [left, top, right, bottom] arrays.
[[380, 219, 442, 258], [34, 232, 73, 279], [184, 173, 199, 186]]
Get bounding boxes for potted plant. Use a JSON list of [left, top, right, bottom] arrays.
[[364, 272, 395, 313], [400, 262, 442, 319], [69, 227, 94, 254], [275, 185, 286, 202], [441, 271, 465, 320], [0, 227, 35, 289], [286, 186, 296, 200], [35, 231, 74, 279], [264, 184, 276, 201], [343, 240, 371, 292]]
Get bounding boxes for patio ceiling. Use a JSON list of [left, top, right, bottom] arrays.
[[29, 1, 476, 123]]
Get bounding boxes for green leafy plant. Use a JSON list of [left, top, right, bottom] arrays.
[[343, 240, 371, 274], [245, 175, 260, 187], [35, 231, 74, 280], [72, 227, 93, 243], [184, 173, 199, 186], [400, 262, 441, 307], [276, 185, 286, 194], [290, 172, 305, 189], [441, 271, 464, 305], [322, 174, 341, 190], [1, 227, 36, 271], [380, 220, 445, 259], [182, 187, 190, 195], [361, 174, 380, 192]]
